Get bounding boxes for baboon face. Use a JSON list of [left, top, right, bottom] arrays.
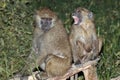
[[72, 7, 94, 25], [34, 8, 57, 32], [40, 18, 52, 31]]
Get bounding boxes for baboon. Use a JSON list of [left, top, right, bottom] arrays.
[[20, 7, 72, 79], [69, 7, 102, 64]]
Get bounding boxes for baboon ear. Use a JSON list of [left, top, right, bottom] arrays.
[[88, 12, 93, 19]]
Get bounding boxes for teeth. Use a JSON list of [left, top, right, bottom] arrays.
[[72, 16, 79, 24], [72, 16, 77, 19]]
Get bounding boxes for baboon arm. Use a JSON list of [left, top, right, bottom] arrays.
[[36, 53, 47, 66]]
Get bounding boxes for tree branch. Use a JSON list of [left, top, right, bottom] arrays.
[[10, 58, 100, 80]]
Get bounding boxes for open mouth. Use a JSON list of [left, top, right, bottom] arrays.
[[72, 16, 79, 25]]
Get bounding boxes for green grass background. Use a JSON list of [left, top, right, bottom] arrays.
[[0, 0, 119, 80]]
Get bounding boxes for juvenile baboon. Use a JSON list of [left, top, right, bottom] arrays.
[[20, 7, 72, 79], [69, 7, 102, 64]]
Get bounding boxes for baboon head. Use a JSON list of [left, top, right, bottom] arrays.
[[34, 8, 57, 32], [72, 7, 94, 25]]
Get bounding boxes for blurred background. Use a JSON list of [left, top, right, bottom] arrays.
[[0, 0, 119, 80]]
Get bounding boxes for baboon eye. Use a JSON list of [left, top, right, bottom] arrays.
[[40, 19, 44, 24], [76, 10, 80, 12], [47, 18, 52, 21], [40, 18, 52, 26]]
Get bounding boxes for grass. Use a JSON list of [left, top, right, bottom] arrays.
[[0, 0, 119, 80]]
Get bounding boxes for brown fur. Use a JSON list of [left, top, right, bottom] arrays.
[[69, 7, 102, 64], [23, 8, 72, 79], [83, 65, 98, 80]]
